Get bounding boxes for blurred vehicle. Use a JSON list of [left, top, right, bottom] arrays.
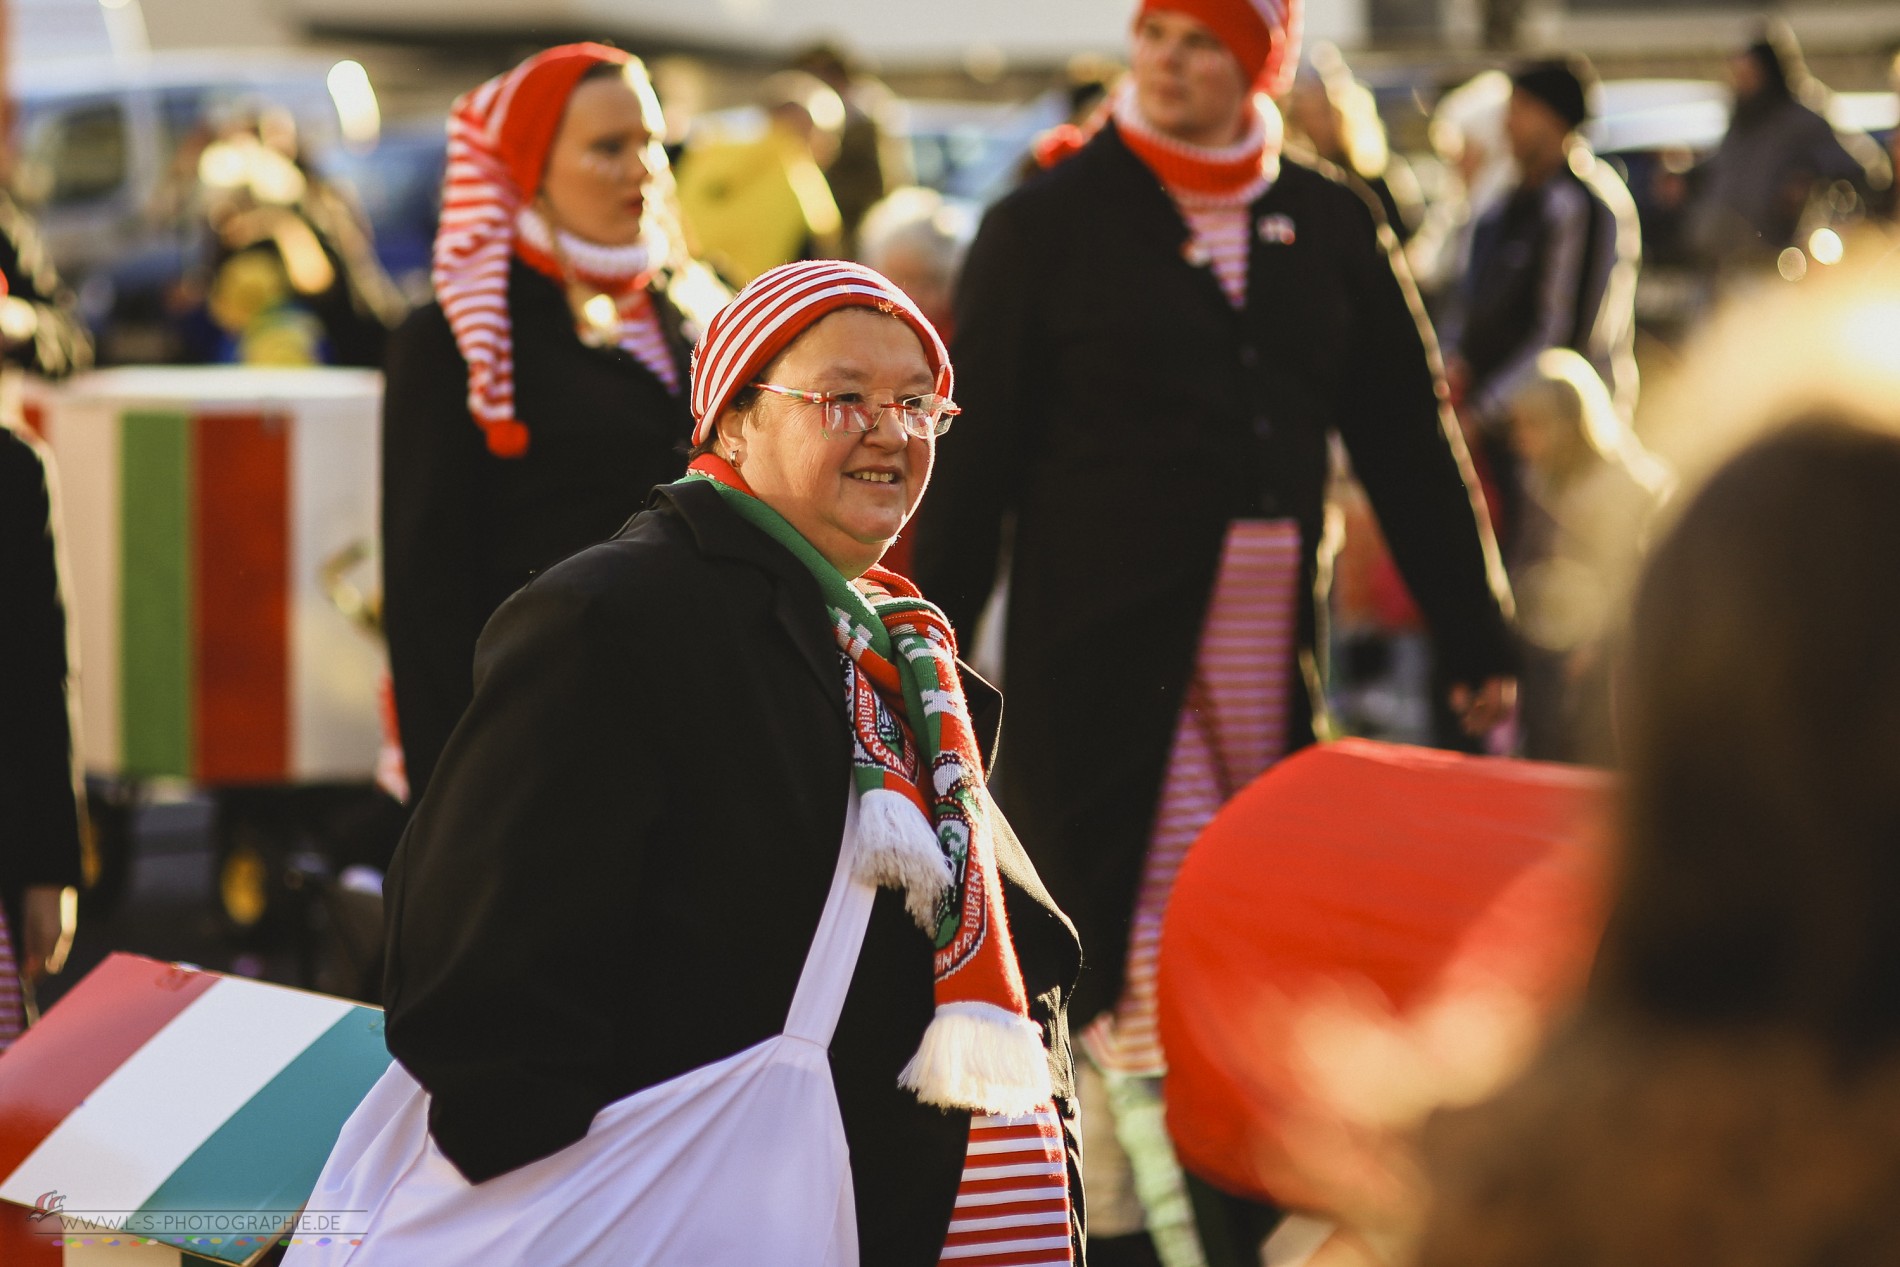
[[891, 94, 1067, 206], [11, 53, 382, 363]]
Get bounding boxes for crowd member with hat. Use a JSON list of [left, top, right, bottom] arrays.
[[908, 0, 1516, 1261], [319, 260, 1081, 1264], [1688, 22, 1873, 274], [1442, 56, 1640, 560], [381, 44, 726, 803]]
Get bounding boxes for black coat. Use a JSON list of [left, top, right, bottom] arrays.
[[0, 426, 83, 936], [381, 259, 696, 801], [910, 123, 1515, 1020], [383, 480, 1085, 1265]]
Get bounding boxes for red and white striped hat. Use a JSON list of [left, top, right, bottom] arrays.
[[689, 260, 952, 446], [435, 42, 634, 459]]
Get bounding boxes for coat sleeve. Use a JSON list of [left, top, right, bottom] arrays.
[[380, 306, 487, 802], [1330, 193, 1519, 686], [908, 196, 1041, 640], [382, 570, 665, 1183], [0, 431, 83, 893]]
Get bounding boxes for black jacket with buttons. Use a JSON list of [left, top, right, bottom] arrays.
[[909, 122, 1515, 1021]]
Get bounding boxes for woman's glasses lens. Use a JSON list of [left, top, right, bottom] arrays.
[[822, 396, 958, 439]]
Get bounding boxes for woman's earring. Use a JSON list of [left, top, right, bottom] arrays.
[[728, 447, 743, 467]]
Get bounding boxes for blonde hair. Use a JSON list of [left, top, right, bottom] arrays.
[[1508, 349, 1669, 496]]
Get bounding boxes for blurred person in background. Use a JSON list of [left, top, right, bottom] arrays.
[[857, 186, 978, 338], [909, 0, 1516, 1259], [183, 108, 406, 368], [0, 426, 81, 1053], [1689, 22, 1872, 273], [1420, 413, 1900, 1266], [382, 44, 725, 806], [795, 43, 911, 254], [1444, 57, 1640, 548], [1025, 60, 1121, 179], [1407, 70, 1514, 313], [1284, 45, 1423, 244], [855, 185, 978, 576], [1501, 349, 1669, 764], [1888, 51, 1900, 221], [675, 71, 845, 285], [0, 188, 90, 1045]]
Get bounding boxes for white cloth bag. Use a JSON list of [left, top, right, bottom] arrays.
[[288, 794, 874, 1266]]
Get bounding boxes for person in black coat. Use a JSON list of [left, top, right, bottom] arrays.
[[913, 7, 1513, 1033], [0, 428, 83, 1031], [0, 190, 90, 1039], [380, 262, 1083, 1263], [381, 44, 725, 802], [908, 1, 1514, 1259]]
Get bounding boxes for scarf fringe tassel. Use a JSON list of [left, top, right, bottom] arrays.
[[854, 787, 953, 931], [899, 1001, 1055, 1116]]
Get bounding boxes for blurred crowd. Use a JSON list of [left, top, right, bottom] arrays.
[[6, 8, 1900, 1267]]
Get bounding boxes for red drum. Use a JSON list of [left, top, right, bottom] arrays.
[[1157, 738, 1608, 1210]]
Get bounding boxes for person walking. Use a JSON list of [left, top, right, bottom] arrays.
[[381, 44, 725, 803], [294, 262, 1081, 1266], [1689, 23, 1871, 273], [1444, 58, 1641, 517], [0, 184, 91, 1048], [908, 0, 1515, 1260]]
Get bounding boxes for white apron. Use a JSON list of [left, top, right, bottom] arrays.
[[288, 793, 873, 1266]]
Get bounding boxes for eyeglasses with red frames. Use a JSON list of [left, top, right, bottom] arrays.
[[748, 382, 960, 439]]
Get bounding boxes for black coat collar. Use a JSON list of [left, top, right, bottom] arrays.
[[653, 479, 844, 721]]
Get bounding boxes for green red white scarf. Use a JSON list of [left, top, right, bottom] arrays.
[[684, 455, 1051, 1115]]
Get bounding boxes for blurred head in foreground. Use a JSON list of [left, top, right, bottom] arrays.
[[1415, 246, 1900, 1267], [1602, 417, 1900, 1055]]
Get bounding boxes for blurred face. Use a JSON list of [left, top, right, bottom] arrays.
[[1727, 52, 1766, 101], [1130, 10, 1254, 147], [1505, 88, 1567, 175], [718, 309, 937, 577], [539, 67, 666, 247]]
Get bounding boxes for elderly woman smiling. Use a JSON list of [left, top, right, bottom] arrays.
[[297, 262, 1082, 1266]]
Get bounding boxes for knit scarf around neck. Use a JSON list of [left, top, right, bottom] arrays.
[[514, 204, 660, 294], [684, 455, 1052, 1115], [1113, 80, 1282, 205]]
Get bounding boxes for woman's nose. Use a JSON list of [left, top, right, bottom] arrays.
[[863, 408, 909, 449]]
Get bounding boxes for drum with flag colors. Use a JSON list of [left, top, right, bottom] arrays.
[[1157, 739, 1609, 1213]]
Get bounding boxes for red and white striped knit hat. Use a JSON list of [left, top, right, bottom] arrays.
[[689, 260, 952, 446], [1137, 0, 1304, 96], [435, 42, 633, 459]]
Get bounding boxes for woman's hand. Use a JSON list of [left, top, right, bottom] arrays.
[[20, 884, 77, 982], [1448, 676, 1516, 738]]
